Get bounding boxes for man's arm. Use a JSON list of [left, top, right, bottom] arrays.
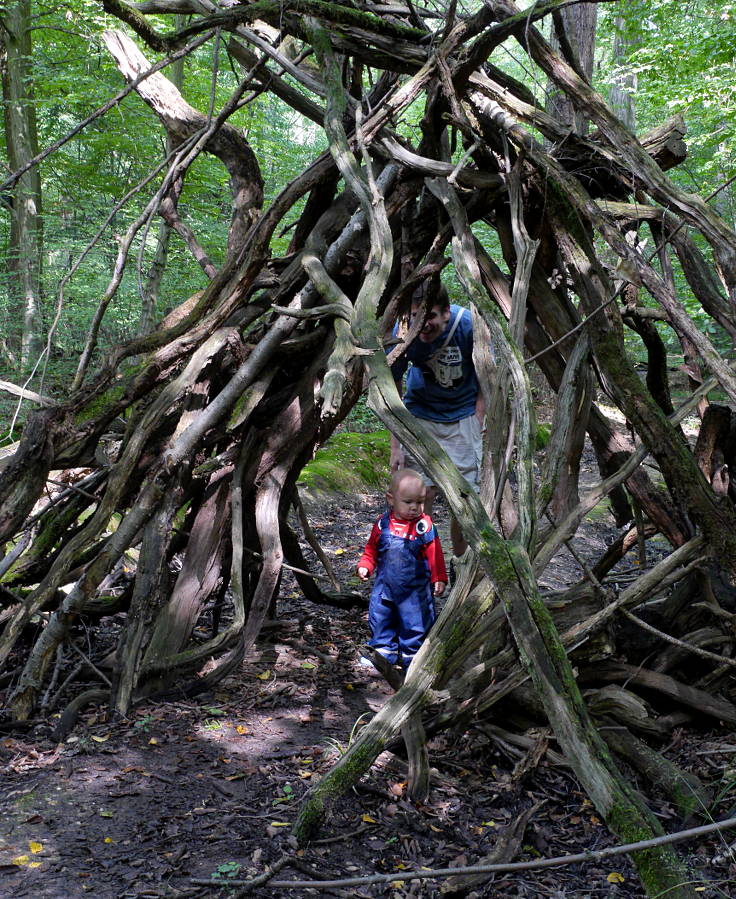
[[389, 369, 405, 471], [390, 432, 403, 472], [475, 390, 486, 428]]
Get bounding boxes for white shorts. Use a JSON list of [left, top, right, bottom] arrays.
[[403, 414, 482, 490]]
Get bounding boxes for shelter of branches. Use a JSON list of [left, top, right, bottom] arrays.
[[2, 2, 736, 895]]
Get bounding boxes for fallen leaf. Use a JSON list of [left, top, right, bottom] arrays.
[[236, 725, 249, 735], [91, 734, 110, 743], [362, 815, 377, 824], [11, 854, 43, 870], [481, 820, 496, 827], [344, 683, 355, 691], [270, 821, 290, 827], [334, 548, 346, 555], [607, 872, 625, 883], [104, 837, 114, 844], [256, 670, 271, 680], [148, 738, 159, 746], [29, 842, 43, 854], [301, 661, 316, 670], [99, 810, 114, 818]]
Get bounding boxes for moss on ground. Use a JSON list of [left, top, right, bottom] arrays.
[[298, 430, 390, 500]]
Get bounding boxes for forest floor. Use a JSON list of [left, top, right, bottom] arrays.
[[2, 454, 736, 898]]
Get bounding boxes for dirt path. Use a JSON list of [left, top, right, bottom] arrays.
[[1, 489, 734, 897]]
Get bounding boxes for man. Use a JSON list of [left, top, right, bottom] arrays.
[[390, 282, 485, 556]]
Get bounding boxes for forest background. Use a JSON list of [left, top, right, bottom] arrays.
[[2, 0, 735, 387]]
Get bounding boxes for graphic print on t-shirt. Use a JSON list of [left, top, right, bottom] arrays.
[[426, 344, 462, 389]]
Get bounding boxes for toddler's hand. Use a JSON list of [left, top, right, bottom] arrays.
[[433, 581, 446, 597], [357, 566, 370, 580]]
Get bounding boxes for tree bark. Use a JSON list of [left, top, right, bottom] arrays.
[[1, 1, 43, 372]]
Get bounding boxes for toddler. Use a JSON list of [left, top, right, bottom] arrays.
[[357, 468, 447, 669]]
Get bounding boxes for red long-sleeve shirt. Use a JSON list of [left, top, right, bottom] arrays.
[[358, 512, 448, 584]]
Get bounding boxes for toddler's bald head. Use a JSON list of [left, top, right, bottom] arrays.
[[387, 468, 426, 521]]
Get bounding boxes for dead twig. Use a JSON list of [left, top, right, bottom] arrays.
[[294, 491, 340, 591], [192, 816, 736, 890], [620, 608, 736, 669]]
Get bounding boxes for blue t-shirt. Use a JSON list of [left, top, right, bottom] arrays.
[[392, 305, 479, 423]]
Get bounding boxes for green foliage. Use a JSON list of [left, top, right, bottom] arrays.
[[597, 1, 736, 208], [0, 1, 325, 390], [211, 860, 241, 880], [535, 422, 551, 450]]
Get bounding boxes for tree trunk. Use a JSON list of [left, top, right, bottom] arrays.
[[1, 1, 43, 373]]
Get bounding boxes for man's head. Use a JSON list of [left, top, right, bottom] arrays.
[[387, 468, 426, 520], [410, 283, 451, 344]]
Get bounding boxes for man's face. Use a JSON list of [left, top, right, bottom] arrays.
[[387, 477, 426, 520], [411, 302, 451, 344]]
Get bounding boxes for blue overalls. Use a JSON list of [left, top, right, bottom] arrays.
[[368, 512, 438, 668]]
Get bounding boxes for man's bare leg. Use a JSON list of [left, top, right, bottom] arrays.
[[425, 487, 467, 557], [450, 516, 467, 557]]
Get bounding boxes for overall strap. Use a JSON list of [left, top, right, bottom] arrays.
[[429, 307, 464, 362]]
